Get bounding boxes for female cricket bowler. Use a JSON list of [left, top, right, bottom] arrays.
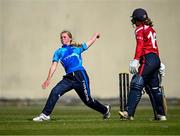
[[33, 31, 111, 121], [119, 8, 166, 120]]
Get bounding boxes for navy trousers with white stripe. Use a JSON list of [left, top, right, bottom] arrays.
[[42, 70, 107, 116]]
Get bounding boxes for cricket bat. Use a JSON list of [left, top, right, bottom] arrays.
[[159, 74, 168, 116], [160, 85, 168, 115]]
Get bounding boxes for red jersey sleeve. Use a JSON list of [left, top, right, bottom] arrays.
[[134, 26, 144, 60]]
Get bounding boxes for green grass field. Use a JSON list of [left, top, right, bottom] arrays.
[[0, 105, 180, 135]]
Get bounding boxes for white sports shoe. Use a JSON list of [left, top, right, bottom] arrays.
[[157, 114, 167, 121], [119, 111, 128, 119], [33, 113, 50, 122], [119, 111, 134, 120], [103, 104, 111, 119]]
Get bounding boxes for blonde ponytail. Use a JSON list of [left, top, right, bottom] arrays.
[[71, 41, 82, 47]]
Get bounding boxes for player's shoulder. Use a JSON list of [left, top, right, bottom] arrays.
[[135, 25, 154, 34], [135, 25, 144, 34], [54, 47, 65, 54], [144, 25, 156, 35]]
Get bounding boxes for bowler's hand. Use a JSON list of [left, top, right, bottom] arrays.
[[129, 59, 139, 74], [95, 32, 100, 39], [42, 80, 50, 89]]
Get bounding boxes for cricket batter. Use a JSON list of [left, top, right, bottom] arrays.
[[33, 31, 111, 121], [119, 8, 167, 120]]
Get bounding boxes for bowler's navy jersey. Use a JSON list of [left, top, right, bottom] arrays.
[[52, 43, 88, 74]]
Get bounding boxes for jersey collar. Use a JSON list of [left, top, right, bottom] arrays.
[[62, 44, 70, 48]]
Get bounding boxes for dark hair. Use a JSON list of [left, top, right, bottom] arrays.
[[144, 18, 153, 26]]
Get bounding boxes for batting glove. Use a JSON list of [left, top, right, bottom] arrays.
[[129, 59, 139, 74], [159, 63, 165, 77]]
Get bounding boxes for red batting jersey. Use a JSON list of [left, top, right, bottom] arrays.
[[134, 24, 159, 60]]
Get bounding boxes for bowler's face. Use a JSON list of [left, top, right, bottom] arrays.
[[60, 33, 71, 45]]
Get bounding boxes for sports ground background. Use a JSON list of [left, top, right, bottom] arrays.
[[0, 0, 180, 101], [1, 1, 180, 135]]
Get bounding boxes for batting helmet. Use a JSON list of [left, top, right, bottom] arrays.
[[131, 8, 148, 24]]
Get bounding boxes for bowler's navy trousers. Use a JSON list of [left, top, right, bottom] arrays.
[[42, 70, 107, 116]]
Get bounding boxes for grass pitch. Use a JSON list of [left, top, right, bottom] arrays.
[[0, 105, 180, 135]]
